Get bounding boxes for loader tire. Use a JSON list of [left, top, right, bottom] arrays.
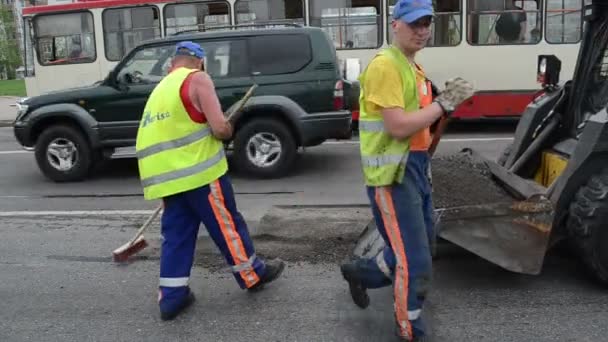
[[567, 169, 608, 286]]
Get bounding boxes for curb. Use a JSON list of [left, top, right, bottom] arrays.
[[0, 120, 13, 128]]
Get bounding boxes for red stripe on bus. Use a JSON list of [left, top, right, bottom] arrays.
[[23, 0, 172, 15], [451, 91, 544, 119], [351, 91, 545, 121]]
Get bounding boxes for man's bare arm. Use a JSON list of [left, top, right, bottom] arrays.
[[191, 72, 233, 140], [519, 22, 527, 42], [382, 103, 445, 140]]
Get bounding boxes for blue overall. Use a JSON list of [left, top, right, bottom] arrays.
[[355, 151, 434, 339], [158, 174, 267, 314]]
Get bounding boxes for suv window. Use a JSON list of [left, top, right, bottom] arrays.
[[116, 44, 176, 85], [197, 39, 249, 78], [249, 34, 312, 75], [116, 39, 248, 84]]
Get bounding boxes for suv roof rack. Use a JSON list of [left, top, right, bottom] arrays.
[[172, 22, 303, 36]]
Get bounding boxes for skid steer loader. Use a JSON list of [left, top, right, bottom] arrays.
[[353, 0, 608, 286]]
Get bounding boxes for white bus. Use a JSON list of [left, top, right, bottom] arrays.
[[20, 0, 588, 119]]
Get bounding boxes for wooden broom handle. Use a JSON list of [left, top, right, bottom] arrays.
[[428, 115, 449, 157]]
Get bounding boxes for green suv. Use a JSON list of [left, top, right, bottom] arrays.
[[13, 26, 353, 182]]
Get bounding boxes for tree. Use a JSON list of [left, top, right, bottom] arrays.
[[0, 4, 22, 80]]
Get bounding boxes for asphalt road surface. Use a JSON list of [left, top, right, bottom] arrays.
[[2, 123, 608, 342]]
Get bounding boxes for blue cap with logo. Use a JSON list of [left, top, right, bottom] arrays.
[[392, 0, 434, 24], [175, 41, 205, 59]]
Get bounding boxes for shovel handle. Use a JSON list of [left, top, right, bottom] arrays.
[[428, 115, 450, 157], [226, 84, 258, 121]]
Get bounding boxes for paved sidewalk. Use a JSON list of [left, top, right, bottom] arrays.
[[0, 96, 18, 127]]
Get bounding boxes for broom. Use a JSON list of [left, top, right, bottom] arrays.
[[112, 204, 163, 263], [112, 84, 259, 263]]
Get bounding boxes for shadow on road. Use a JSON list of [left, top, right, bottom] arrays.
[[433, 241, 606, 292]]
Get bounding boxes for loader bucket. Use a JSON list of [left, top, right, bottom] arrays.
[[352, 196, 554, 276], [351, 147, 556, 276], [436, 195, 554, 275]]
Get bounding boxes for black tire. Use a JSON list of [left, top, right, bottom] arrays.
[[567, 169, 608, 286], [232, 118, 297, 178], [34, 124, 94, 182]]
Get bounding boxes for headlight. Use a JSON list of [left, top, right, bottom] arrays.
[[15, 102, 29, 121]]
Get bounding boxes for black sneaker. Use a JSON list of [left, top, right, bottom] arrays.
[[248, 258, 285, 292], [160, 291, 196, 321], [340, 261, 370, 309]]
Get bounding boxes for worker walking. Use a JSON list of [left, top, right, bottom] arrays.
[[339, 1, 474, 341], [135, 41, 285, 321]]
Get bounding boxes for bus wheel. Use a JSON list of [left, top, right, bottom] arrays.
[[34, 124, 93, 182]]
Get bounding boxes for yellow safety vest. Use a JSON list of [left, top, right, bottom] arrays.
[[358, 45, 420, 186], [135, 67, 228, 200]]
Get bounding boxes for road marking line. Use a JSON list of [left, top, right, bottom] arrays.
[[324, 137, 513, 145], [0, 137, 513, 155], [0, 210, 157, 217], [0, 150, 30, 155]]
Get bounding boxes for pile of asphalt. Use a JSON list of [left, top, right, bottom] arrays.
[[142, 206, 371, 270], [431, 154, 512, 208], [136, 154, 515, 270]]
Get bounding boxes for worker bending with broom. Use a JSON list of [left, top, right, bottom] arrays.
[[339, 0, 474, 340], [135, 41, 285, 321]]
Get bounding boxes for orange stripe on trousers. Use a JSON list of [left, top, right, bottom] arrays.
[[208, 180, 260, 288], [375, 187, 412, 340]]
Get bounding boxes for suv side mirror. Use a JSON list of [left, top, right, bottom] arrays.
[[112, 72, 130, 92], [537, 55, 561, 88]]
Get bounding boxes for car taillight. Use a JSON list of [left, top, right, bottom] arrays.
[[333, 80, 344, 110]]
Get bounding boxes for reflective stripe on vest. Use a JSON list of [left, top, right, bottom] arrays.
[[358, 45, 419, 186], [136, 67, 228, 200], [361, 154, 408, 168], [140, 149, 225, 188], [358, 120, 385, 132], [137, 126, 212, 160]]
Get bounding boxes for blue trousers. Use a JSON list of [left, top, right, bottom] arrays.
[[158, 174, 267, 313], [357, 152, 434, 339]]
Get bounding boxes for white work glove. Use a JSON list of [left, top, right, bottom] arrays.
[[433, 77, 475, 116]]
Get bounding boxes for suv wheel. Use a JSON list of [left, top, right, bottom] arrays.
[[233, 118, 296, 178], [34, 124, 93, 182]]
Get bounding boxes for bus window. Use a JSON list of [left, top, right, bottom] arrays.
[[387, 0, 462, 47], [33, 12, 96, 65], [468, 0, 542, 45], [23, 18, 35, 76], [164, 1, 231, 35], [545, 0, 583, 44], [235, 0, 304, 26], [103, 6, 161, 61], [309, 0, 382, 50]]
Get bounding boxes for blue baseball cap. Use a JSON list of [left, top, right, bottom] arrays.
[[175, 41, 205, 59], [393, 0, 434, 24]]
